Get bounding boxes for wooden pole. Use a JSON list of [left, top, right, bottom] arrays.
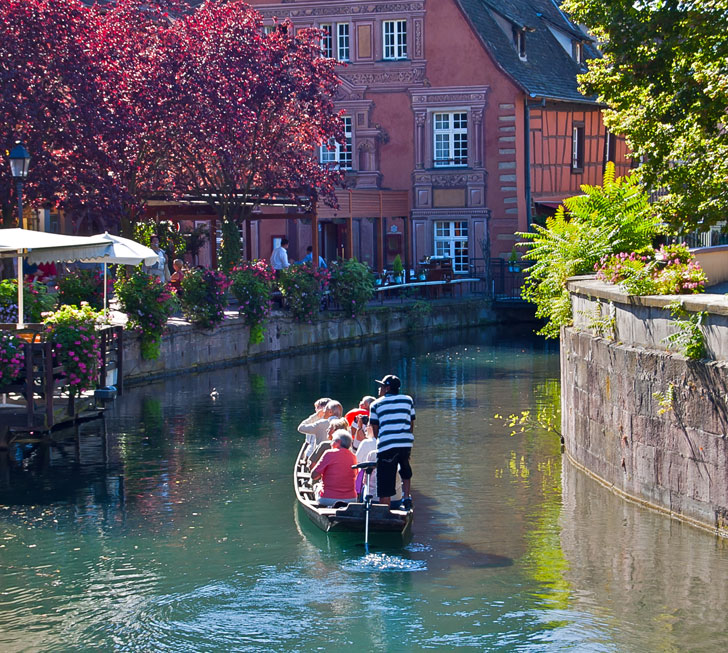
[[347, 190, 354, 260], [312, 209, 319, 267], [377, 192, 384, 272]]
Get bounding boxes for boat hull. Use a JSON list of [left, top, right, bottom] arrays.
[[293, 442, 413, 534]]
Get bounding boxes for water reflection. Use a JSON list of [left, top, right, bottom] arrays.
[[1, 326, 727, 651]]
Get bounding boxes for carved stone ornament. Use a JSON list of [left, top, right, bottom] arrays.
[[258, 2, 425, 19], [339, 65, 426, 88], [411, 92, 488, 106], [413, 171, 487, 187]]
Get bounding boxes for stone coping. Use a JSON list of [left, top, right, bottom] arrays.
[[566, 276, 728, 316]]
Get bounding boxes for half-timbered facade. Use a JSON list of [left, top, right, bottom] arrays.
[[243, 0, 631, 270]]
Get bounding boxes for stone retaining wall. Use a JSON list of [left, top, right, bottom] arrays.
[[563, 278, 728, 536], [122, 299, 499, 384]]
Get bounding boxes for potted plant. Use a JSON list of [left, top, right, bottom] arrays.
[[508, 246, 521, 273], [392, 255, 404, 284]]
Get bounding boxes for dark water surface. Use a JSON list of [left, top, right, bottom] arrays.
[[1, 326, 728, 652]]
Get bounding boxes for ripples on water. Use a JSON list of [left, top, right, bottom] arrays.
[[2, 326, 728, 651]]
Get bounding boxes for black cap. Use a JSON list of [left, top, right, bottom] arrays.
[[375, 374, 401, 391]]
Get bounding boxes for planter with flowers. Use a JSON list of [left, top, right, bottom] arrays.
[[57, 268, 107, 310], [230, 260, 275, 344], [115, 268, 178, 359], [43, 303, 106, 397], [0, 331, 25, 390], [0, 279, 56, 323], [596, 243, 707, 295], [179, 268, 230, 329], [278, 263, 330, 322]]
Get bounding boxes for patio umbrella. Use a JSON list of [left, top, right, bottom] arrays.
[[0, 228, 110, 328], [86, 233, 159, 312]]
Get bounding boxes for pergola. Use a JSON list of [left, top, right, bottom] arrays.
[[145, 188, 411, 271]]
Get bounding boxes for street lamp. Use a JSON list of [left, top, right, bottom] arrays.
[[8, 142, 30, 329], [8, 142, 31, 227]]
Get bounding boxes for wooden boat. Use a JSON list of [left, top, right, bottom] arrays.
[[293, 442, 413, 534]]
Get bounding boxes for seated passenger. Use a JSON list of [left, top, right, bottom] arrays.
[[345, 395, 376, 426], [297, 397, 331, 458], [299, 399, 342, 458], [311, 431, 358, 507], [309, 417, 348, 466]]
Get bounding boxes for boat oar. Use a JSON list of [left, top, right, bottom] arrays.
[[353, 461, 377, 554]]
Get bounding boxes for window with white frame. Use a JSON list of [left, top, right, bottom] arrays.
[[383, 19, 407, 60], [321, 23, 350, 61], [434, 221, 469, 274], [320, 115, 352, 169], [434, 112, 468, 167], [263, 25, 276, 35]]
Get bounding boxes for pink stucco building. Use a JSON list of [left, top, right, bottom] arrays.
[[149, 0, 632, 274]]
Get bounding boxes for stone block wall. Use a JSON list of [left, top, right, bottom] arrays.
[[563, 278, 728, 536], [122, 299, 498, 384]]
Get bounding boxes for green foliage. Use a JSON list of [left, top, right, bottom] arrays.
[[406, 300, 432, 330], [662, 300, 707, 361], [134, 220, 186, 257], [0, 331, 24, 390], [114, 268, 177, 359], [57, 268, 106, 310], [392, 254, 404, 278], [219, 218, 242, 274], [596, 243, 707, 295], [562, 0, 728, 233], [43, 304, 105, 397], [278, 263, 329, 322], [0, 279, 56, 323], [518, 163, 662, 338], [328, 259, 375, 317], [583, 301, 616, 340], [179, 268, 229, 329], [229, 260, 274, 343], [653, 384, 675, 416]]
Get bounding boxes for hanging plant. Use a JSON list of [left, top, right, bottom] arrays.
[[43, 304, 105, 397], [0, 331, 25, 390], [229, 260, 275, 344]]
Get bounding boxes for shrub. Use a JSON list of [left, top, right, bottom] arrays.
[[57, 268, 106, 310], [0, 331, 24, 390], [230, 260, 275, 344], [328, 259, 374, 317], [43, 304, 105, 397], [179, 267, 230, 329], [518, 163, 663, 338], [278, 263, 330, 322], [115, 268, 177, 359], [0, 279, 56, 323], [596, 243, 707, 295]]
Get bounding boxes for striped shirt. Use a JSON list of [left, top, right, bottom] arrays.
[[369, 393, 415, 453]]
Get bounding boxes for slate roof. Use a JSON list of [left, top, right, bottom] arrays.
[[455, 0, 599, 104]]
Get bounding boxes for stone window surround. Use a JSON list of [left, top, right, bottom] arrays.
[[256, 2, 425, 64], [411, 87, 489, 171]]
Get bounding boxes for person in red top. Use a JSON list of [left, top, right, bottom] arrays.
[[344, 395, 375, 426], [345, 395, 375, 451], [310, 430, 358, 507]]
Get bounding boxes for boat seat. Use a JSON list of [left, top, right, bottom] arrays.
[[297, 472, 312, 479]]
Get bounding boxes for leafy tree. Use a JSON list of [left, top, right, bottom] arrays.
[[563, 0, 728, 233], [164, 1, 343, 271], [518, 164, 662, 338]]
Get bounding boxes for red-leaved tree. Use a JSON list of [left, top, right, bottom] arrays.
[[0, 0, 127, 239], [164, 1, 343, 271]]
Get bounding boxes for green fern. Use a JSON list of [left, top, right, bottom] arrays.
[[518, 163, 664, 338]]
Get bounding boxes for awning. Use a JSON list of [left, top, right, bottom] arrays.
[[0, 228, 111, 264]]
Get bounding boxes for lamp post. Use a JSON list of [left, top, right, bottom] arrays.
[[8, 142, 31, 328]]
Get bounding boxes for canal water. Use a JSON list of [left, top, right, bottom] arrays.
[[1, 326, 728, 652]]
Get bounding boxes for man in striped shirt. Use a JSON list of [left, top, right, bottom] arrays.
[[369, 374, 414, 509]]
